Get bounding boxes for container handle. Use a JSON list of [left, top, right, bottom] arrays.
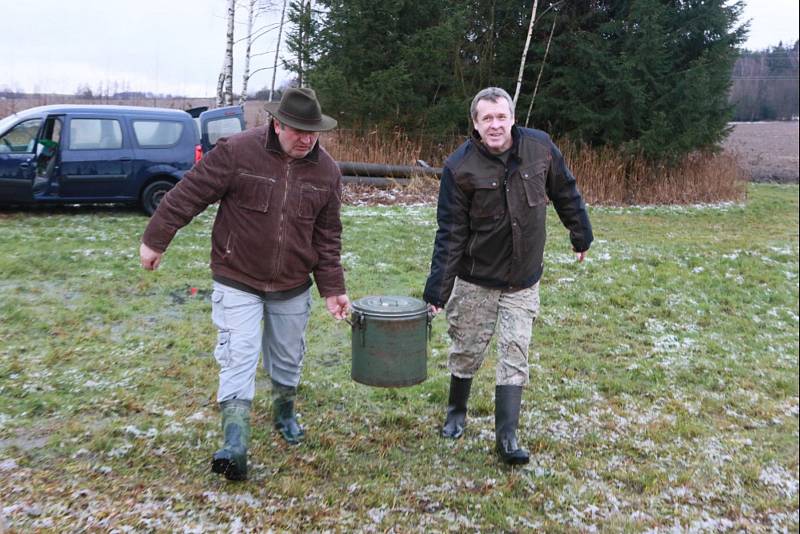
[[427, 310, 433, 342], [347, 312, 366, 347]]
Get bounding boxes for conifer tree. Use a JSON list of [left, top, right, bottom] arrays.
[[303, 0, 747, 160]]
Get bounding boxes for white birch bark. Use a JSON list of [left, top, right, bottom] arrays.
[[269, 0, 288, 101], [218, 0, 236, 107], [512, 0, 539, 107], [240, 0, 257, 104], [525, 12, 558, 127]]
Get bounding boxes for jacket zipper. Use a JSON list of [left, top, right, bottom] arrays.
[[468, 234, 477, 275], [270, 159, 292, 288]]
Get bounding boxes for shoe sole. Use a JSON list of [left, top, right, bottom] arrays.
[[496, 447, 530, 465], [275, 424, 304, 445], [211, 457, 247, 481]]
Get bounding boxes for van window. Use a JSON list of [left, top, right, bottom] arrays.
[[0, 119, 42, 153], [132, 120, 184, 147], [206, 117, 242, 145], [69, 119, 123, 150]]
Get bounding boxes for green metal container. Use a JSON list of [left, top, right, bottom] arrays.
[[350, 295, 430, 387]]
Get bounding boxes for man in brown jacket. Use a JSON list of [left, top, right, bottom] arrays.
[[139, 88, 349, 481]]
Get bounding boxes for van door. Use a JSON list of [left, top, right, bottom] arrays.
[[198, 106, 245, 153], [0, 117, 42, 203], [59, 115, 134, 199], [32, 115, 64, 197]]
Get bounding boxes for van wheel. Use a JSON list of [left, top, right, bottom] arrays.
[[141, 180, 174, 216]]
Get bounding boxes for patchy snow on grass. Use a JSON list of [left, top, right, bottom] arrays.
[[596, 201, 745, 214], [106, 441, 133, 458], [186, 410, 209, 422], [652, 335, 696, 355], [759, 464, 799, 498]]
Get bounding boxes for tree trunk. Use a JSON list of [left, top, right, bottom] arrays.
[[218, 0, 236, 107], [525, 10, 557, 127], [513, 0, 539, 106], [296, 1, 310, 87], [240, 0, 257, 105], [270, 0, 288, 101], [216, 63, 226, 107]]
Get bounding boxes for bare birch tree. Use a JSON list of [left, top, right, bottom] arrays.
[[525, 10, 558, 127], [269, 0, 288, 101], [512, 0, 538, 106], [240, 0, 258, 104], [216, 62, 226, 106], [217, 0, 236, 106]]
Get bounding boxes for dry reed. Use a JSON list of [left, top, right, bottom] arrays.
[[560, 141, 749, 205], [330, 130, 748, 206], [323, 128, 460, 167]]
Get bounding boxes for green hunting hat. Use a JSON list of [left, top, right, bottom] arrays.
[[264, 87, 337, 132]]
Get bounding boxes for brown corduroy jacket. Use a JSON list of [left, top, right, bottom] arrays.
[[141, 124, 346, 297]]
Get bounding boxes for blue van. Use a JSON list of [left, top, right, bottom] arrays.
[[0, 105, 244, 214]]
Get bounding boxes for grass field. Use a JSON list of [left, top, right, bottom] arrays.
[[0, 184, 797, 532]]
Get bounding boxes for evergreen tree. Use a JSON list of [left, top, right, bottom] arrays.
[[532, 0, 746, 160], [304, 0, 748, 160], [285, 0, 320, 87], [307, 0, 468, 131]]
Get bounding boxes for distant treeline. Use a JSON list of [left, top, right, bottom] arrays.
[[729, 41, 800, 121]]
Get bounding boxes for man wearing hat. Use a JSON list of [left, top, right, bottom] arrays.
[[139, 87, 349, 481]]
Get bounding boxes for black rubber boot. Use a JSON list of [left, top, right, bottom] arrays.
[[272, 380, 305, 445], [211, 399, 251, 481], [495, 385, 530, 465], [441, 375, 473, 439]]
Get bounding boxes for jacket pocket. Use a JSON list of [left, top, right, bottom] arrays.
[[235, 172, 277, 213], [297, 182, 328, 220], [519, 162, 548, 207], [469, 177, 504, 218]]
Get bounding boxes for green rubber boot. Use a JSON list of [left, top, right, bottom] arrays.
[[272, 379, 305, 445], [211, 399, 251, 481]]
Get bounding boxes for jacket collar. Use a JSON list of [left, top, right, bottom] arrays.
[[265, 122, 321, 163], [470, 124, 522, 163]]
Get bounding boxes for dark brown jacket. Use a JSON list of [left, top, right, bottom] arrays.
[[142, 125, 346, 297], [423, 126, 592, 308]]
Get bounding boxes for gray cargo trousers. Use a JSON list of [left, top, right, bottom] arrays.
[[211, 281, 312, 402]]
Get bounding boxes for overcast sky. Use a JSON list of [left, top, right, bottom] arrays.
[[1, 0, 798, 97]]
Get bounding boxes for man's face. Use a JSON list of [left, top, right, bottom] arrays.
[[472, 98, 514, 154], [274, 120, 320, 159]]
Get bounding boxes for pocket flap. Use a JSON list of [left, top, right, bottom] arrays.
[[236, 173, 276, 213], [518, 162, 547, 207], [473, 177, 500, 190]]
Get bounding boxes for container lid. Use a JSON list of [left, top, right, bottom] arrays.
[[351, 295, 427, 318]]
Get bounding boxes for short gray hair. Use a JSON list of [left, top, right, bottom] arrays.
[[470, 87, 515, 121]]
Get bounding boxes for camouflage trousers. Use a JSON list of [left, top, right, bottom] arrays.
[[445, 278, 540, 386]]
